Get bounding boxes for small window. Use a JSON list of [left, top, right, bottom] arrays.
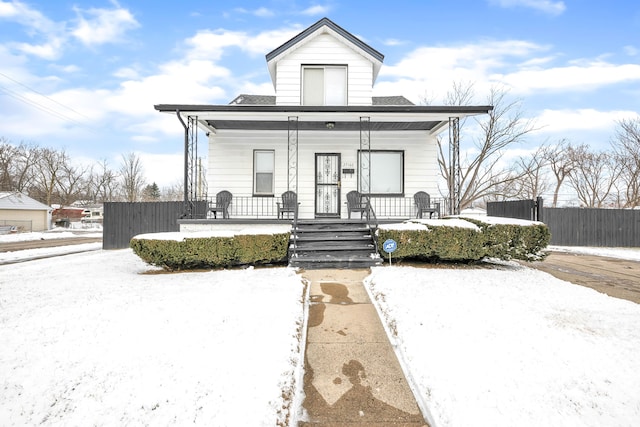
[[358, 150, 404, 195], [302, 66, 347, 106], [254, 150, 274, 195]]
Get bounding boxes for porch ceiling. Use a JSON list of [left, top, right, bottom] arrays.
[[202, 120, 443, 131]]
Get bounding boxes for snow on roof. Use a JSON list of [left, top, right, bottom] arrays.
[[0, 192, 51, 211]]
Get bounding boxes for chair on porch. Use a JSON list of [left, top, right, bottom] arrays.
[[277, 191, 299, 219], [414, 191, 440, 219], [346, 190, 368, 219], [209, 190, 232, 219]]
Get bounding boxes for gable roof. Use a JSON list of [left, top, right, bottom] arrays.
[[0, 192, 51, 211], [229, 94, 415, 106], [265, 17, 384, 86]]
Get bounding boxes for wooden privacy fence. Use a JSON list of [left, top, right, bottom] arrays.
[[544, 207, 640, 247], [487, 198, 543, 221], [103, 201, 205, 249], [488, 199, 640, 247]]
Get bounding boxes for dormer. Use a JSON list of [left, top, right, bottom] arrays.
[[265, 18, 384, 106]]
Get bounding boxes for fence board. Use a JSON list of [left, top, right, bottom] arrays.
[[103, 201, 205, 249], [543, 207, 639, 247]]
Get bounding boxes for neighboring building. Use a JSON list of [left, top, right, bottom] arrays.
[[0, 192, 52, 232], [155, 18, 492, 220]]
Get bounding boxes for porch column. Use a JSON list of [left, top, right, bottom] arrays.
[[448, 116, 460, 215], [359, 116, 371, 194], [288, 116, 299, 193], [176, 112, 199, 219]]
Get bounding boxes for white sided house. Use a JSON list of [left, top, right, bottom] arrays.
[[155, 18, 491, 223]]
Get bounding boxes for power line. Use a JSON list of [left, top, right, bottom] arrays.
[[0, 71, 96, 130]]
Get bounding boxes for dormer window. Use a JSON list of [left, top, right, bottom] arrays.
[[302, 65, 347, 106]]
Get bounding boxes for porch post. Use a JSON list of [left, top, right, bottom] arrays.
[[448, 116, 460, 215], [359, 116, 371, 194], [288, 116, 299, 193]]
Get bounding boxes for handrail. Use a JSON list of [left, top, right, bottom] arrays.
[[362, 195, 380, 255], [290, 203, 299, 260]]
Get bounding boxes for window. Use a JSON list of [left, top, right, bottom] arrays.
[[358, 150, 404, 195], [302, 66, 347, 105], [254, 150, 274, 195]]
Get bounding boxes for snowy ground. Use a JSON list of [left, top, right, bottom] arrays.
[[1, 230, 640, 426]]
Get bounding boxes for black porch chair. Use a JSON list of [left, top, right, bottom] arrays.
[[209, 190, 232, 219], [346, 190, 367, 219], [414, 191, 440, 219], [277, 191, 299, 219]]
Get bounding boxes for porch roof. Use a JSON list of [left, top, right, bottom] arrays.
[[154, 104, 493, 134]]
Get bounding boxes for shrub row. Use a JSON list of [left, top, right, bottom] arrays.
[[377, 218, 550, 263], [130, 232, 290, 270]]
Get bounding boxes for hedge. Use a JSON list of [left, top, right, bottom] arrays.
[[377, 217, 550, 263], [130, 232, 290, 270]]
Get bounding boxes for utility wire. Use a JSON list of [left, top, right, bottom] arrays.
[[0, 71, 96, 130]]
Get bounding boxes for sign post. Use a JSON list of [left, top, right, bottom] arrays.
[[382, 238, 397, 266]]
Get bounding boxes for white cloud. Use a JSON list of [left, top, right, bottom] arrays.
[[494, 61, 640, 94], [0, 0, 66, 59], [535, 108, 638, 134], [0, 0, 56, 31], [71, 4, 139, 46], [376, 40, 547, 101], [383, 39, 408, 47], [300, 5, 331, 16], [185, 26, 302, 59], [489, 0, 566, 15], [624, 45, 638, 56], [375, 39, 640, 102], [137, 151, 184, 187], [253, 7, 274, 18]]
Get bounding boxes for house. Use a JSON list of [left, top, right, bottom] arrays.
[[0, 192, 52, 232], [155, 18, 491, 221]]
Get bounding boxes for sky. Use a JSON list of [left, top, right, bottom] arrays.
[[1, 0, 639, 188]]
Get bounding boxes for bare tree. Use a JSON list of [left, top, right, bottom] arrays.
[[87, 159, 119, 203], [0, 138, 16, 191], [0, 139, 40, 193], [612, 117, 640, 207], [57, 161, 89, 206], [542, 139, 578, 207], [509, 144, 552, 199], [567, 145, 622, 207], [30, 147, 70, 206], [119, 152, 146, 202], [437, 84, 538, 209], [161, 180, 184, 201]]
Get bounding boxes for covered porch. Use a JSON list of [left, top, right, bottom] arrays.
[[154, 104, 492, 221]]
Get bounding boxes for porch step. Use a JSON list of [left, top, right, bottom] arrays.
[[289, 220, 382, 269]]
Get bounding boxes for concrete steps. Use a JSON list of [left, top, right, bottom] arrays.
[[289, 220, 382, 269]]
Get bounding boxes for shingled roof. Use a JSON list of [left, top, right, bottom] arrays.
[[229, 94, 414, 106]]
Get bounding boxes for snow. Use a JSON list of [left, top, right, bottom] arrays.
[[0, 250, 305, 426], [2, 230, 640, 426]]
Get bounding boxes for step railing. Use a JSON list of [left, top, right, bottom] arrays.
[[362, 195, 380, 255]]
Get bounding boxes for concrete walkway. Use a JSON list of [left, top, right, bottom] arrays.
[[299, 269, 429, 426]]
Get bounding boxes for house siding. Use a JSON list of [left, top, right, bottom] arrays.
[[274, 33, 374, 106], [208, 130, 439, 219]]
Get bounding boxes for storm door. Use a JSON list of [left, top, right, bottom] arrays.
[[315, 153, 341, 217]]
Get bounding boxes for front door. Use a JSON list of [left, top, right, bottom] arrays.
[[315, 153, 341, 217]]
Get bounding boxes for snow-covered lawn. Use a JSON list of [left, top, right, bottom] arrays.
[[366, 264, 640, 427], [1, 230, 640, 426], [0, 249, 306, 426]]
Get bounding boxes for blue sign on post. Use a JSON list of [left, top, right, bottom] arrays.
[[383, 239, 397, 266], [383, 239, 397, 253]]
